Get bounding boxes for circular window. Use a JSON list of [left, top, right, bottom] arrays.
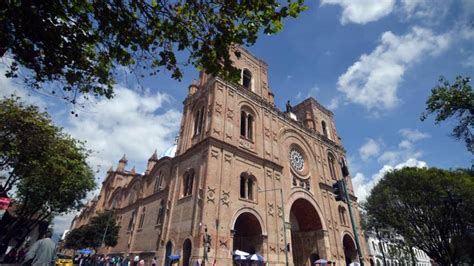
[[289, 149, 305, 172]]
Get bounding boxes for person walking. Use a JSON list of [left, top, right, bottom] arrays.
[[23, 230, 56, 265], [133, 255, 139, 266], [151, 257, 157, 266]]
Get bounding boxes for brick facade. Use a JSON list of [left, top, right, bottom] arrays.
[[71, 47, 369, 266]]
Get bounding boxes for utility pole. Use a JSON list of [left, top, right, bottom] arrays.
[[341, 178, 364, 266], [333, 162, 364, 266]]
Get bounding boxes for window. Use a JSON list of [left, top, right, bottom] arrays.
[[138, 207, 146, 229], [182, 170, 194, 197], [156, 200, 165, 225], [321, 120, 329, 138], [127, 210, 136, 231], [239, 173, 255, 201], [328, 153, 337, 180], [193, 106, 205, 135], [242, 69, 252, 90], [240, 110, 254, 140], [154, 171, 164, 192], [129, 185, 139, 205], [338, 206, 347, 226]]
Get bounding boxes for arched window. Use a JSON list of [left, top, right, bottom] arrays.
[[240, 110, 254, 140], [242, 69, 252, 90], [328, 153, 337, 180], [138, 207, 146, 229], [338, 206, 347, 226], [182, 170, 194, 197], [239, 173, 255, 201], [127, 210, 136, 231], [128, 184, 139, 205], [154, 171, 164, 192], [321, 120, 328, 138], [156, 200, 165, 225], [193, 106, 205, 136]]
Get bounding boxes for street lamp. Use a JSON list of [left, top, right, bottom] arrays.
[[259, 188, 289, 266]]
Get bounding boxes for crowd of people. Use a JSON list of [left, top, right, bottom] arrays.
[[75, 254, 156, 266]]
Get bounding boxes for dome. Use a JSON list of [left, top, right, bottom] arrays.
[[159, 144, 177, 159]]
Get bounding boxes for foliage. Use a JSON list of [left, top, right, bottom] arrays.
[[365, 167, 474, 265], [421, 76, 474, 153], [65, 211, 120, 250], [0, 0, 307, 104], [0, 97, 95, 250]]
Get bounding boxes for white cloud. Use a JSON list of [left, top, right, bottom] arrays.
[[353, 158, 427, 202], [52, 213, 76, 236], [377, 128, 428, 165], [0, 60, 47, 108], [64, 85, 181, 175], [295, 91, 302, 100], [307, 84, 320, 98], [327, 98, 339, 111], [399, 128, 430, 142], [359, 138, 382, 161], [51, 85, 181, 234], [321, 0, 395, 25], [337, 27, 450, 111], [399, 0, 451, 22]]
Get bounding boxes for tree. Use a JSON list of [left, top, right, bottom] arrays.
[[421, 76, 474, 153], [365, 167, 474, 265], [0, 97, 95, 253], [1, 1, 307, 104], [65, 211, 120, 251]]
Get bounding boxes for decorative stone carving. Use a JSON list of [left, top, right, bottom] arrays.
[[211, 148, 219, 159], [219, 238, 228, 249], [217, 83, 225, 91], [224, 153, 232, 163], [221, 190, 230, 206], [215, 103, 223, 114], [239, 138, 254, 151], [269, 245, 276, 253], [266, 169, 272, 179], [212, 128, 220, 136], [225, 133, 232, 140], [264, 128, 270, 138], [275, 172, 281, 181], [207, 186, 216, 203], [277, 205, 283, 217], [268, 203, 274, 216], [227, 108, 234, 119]]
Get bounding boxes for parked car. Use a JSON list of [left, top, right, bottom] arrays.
[[55, 253, 73, 266]]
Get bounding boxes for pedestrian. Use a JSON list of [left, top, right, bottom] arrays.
[[151, 257, 157, 266], [139, 259, 144, 266], [23, 230, 56, 266], [133, 255, 139, 266]]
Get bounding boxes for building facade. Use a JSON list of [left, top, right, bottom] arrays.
[[71, 47, 369, 266], [365, 230, 431, 266]]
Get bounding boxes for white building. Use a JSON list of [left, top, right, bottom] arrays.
[[366, 230, 431, 266]]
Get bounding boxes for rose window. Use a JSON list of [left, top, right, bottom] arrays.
[[289, 149, 304, 172]]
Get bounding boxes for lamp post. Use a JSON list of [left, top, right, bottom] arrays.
[[259, 188, 289, 266]]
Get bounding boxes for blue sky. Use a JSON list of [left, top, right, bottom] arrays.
[[1, 0, 473, 235]]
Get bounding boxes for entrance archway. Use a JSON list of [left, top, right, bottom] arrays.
[[343, 234, 357, 265], [290, 198, 324, 266], [164, 241, 172, 266], [182, 239, 192, 266], [232, 212, 264, 254]]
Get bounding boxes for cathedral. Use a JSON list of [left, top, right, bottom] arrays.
[[71, 47, 369, 266]]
